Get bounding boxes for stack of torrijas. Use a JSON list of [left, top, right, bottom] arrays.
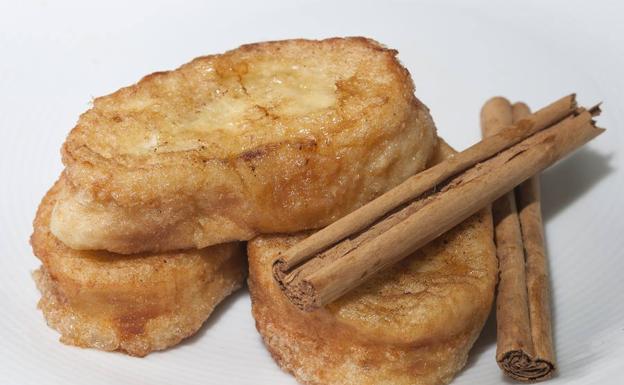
[[30, 36, 603, 385], [31, 37, 441, 358]]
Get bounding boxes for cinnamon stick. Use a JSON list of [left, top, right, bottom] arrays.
[[514, 102, 556, 377], [482, 98, 531, 368], [273, 96, 603, 312], [514, 103, 556, 377], [483, 98, 556, 381], [482, 98, 533, 381], [277, 95, 577, 270]]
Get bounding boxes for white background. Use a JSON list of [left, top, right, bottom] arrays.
[[1, 0, 623, 384]]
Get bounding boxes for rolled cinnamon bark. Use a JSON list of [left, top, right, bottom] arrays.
[[277, 95, 578, 271], [274, 100, 602, 312], [513, 102, 556, 381], [482, 98, 555, 382]]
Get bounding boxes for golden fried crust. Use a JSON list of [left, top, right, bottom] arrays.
[[31, 178, 246, 357], [53, 37, 437, 253], [247, 142, 497, 385]]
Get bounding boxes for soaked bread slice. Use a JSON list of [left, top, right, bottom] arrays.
[[52, 37, 437, 254], [247, 141, 497, 385], [32, 178, 246, 357]]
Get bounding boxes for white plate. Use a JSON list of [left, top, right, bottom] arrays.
[[1, 1, 623, 384]]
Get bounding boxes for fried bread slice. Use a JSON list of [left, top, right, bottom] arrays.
[[52, 37, 437, 254], [32, 177, 246, 357], [247, 141, 497, 385]]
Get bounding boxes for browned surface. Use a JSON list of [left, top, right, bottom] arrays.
[[52, 37, 437, 254], [31, 178, 247, 357], [247, 142, 498, 385]]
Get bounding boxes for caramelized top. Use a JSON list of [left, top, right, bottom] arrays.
[[66, 38, 413, 162]]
